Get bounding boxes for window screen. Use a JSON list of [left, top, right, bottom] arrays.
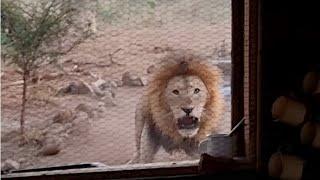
[[1, 0, 231, 172]]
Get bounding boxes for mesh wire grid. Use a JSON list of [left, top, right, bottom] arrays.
[[1, 0, 232, 170]]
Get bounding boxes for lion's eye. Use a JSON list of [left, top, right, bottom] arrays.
[[172, 89, 179, 95], [194, 88, 200, 94]]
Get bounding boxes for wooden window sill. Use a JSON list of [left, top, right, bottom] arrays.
[[2, 154, 255, 180]]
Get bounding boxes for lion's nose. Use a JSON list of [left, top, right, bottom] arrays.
[[181, 107, 193, 115]]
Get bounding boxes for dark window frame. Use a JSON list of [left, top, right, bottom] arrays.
[[1, 0, 261, 179]]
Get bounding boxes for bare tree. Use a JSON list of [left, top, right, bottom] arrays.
[[1, 0, 90, 134]]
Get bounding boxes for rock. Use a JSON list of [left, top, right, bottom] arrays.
[[102, 94, 116, 106], [96, 79, 117, 89], [64, 123, 73, 134], [53, 110, 75, 124], [60, 133, 69, 138], [72, 65, 82, 72], [56, 81, 92, 96], [2, 159, 20, 172], [40, 143, 61, 156], [39, 136, 63, 156], [71, 112, 90, 135], [66, 129, 73, 135], [45, 123, 66, 136], [76, 111, 89, 121], [147, 65, 156, 74], [75, 103, 90, 111], [24, 128, 46, 145], [115, 79, 123, 87], [109, 81, 118, 88], [122, 71, 144, 86], [93, 79, 108, 90], [91, 79, 115, 97], [98, 101, 106, 108], [97, 102, 106, 113], [140, 76, 148, 86], [65, 123, 73, 129], [81, 71, 90, 76], [75, 104, 94, 118]]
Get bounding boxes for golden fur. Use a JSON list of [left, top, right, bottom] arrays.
[[147, 52, 225, 143], [129, 51, 225, 163]]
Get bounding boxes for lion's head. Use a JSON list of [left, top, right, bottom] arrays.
[[164, 75, 208, 137], [147, 51, 225, 142]]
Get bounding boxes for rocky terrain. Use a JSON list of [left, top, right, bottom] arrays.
[[1, 0, 231, 172]]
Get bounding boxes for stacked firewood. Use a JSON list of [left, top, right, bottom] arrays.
[[268, 71, 320, 179]]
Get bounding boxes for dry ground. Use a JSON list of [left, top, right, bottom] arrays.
[[1, 23, 231, 170]]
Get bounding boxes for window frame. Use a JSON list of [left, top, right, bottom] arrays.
[[1, 0, 261, 179]]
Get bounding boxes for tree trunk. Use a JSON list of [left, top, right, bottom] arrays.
[[20, 71, 28, 135]]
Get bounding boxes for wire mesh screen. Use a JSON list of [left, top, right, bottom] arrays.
[[1, 0, 231, 171]]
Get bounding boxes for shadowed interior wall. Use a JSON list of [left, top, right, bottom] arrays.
[[260, 0, 320, 172]]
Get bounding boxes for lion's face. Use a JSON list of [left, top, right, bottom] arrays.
[[164, 75, 208, 137]]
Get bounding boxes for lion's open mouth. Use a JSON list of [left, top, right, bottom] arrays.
[[177, 116, 199, 129]]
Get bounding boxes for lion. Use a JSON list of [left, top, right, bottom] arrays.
[[128, 51, 225, 164]]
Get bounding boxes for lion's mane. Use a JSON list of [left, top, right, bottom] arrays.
[[146, 51, 225, 145]]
